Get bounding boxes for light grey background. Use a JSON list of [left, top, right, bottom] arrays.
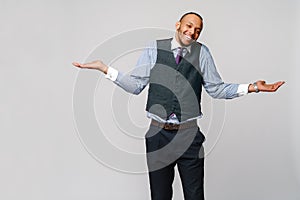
[[1, 0, 299, 199]]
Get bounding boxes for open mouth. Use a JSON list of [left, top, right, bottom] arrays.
[[184, 34, 193, 41]]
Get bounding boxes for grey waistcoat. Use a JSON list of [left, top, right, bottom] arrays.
[[146, 38, 203, 122]]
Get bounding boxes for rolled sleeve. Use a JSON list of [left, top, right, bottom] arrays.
[[112, 41, 157, 94], [236, 84, 250, 96], [105, 67, 119, 81]]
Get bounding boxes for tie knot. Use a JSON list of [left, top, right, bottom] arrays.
[[177, 47, 184, 55]]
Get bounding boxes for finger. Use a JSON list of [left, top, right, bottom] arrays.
[[272, 81, 285, 91], [277, 81, 285, 88], [81, 63, 99, 69], [273, 81, 284, 88], [81, 63, 91, 68], [279, 81, 285, 85], [72, 62, 82, 67], [276, 81, 285, 84]]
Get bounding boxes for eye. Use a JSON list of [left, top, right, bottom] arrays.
[[187, 24, 192, 28]]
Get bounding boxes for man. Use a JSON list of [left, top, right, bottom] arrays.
[[73, 12, 284, 200]]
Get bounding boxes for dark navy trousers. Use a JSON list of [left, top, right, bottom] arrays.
[[145, 125, 205, 200]]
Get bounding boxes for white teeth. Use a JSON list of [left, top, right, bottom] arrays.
[[184, 35, 192, 40]]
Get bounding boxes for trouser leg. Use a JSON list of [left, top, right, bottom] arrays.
[[177, 128, 205, 200], [148, 162, 176, 200], [145, 125, 205, 200], [145, 125, 177, 200]]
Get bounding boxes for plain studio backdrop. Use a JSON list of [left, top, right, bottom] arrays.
[[1, 0, 299, 199]]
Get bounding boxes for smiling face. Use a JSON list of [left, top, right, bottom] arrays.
[[175, 14, 203, 47]]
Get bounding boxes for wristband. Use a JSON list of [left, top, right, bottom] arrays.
[[253, 82, 259, 93]]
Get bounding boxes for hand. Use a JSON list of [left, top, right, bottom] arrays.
[[249, 80, 285, 93], [72, 60, 108, 74]]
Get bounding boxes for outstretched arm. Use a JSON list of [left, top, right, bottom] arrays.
[[199, 45, 285, 98], [72, 41, 157, 95], [248, 80, 285, 93], [72, 60, 150, 95]]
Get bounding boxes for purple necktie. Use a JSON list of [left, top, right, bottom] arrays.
[[175, 47, 183, 64]]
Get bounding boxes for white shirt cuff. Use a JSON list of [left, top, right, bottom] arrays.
[[105, 67, 119, 81], [237, 84, 250, 96]]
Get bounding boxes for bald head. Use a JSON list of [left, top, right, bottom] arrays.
[[175, 12, 203, 46], [179, 12, 203, 23]]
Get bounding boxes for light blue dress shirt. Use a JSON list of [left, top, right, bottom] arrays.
[[106, 38, 248, 123]]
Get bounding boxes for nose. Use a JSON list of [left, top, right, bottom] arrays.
[[188, 29, 196, 39], [189, 28, 195, 35]]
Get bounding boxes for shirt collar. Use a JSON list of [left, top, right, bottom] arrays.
[[171, 36, 192, 53]]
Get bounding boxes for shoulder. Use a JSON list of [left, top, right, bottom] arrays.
[[142, 40, 157, 53], [197, 42, 209, 52], [155, 38, 173, 47], [156, 38, 173, 43], [145, 40, 157, 47], [197, 42, 213, 58]]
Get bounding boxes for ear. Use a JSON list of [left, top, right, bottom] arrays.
[[175, 21, 181, 30]]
